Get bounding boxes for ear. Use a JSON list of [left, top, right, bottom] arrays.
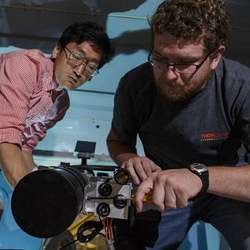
[[51, 44, 62, 59], [210, 45, 225, 70]]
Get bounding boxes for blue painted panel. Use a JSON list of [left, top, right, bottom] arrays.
[[0, 171, 43, 250], [83, 50, 149, 93], [37, 90, 114, 154]]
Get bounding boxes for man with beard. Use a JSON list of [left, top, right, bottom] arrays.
[[107, 0, 250, 249]]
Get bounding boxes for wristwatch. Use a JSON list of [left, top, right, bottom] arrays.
[[189, 163, 209, 196]]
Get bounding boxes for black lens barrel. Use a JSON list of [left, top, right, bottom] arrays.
[[11, 167, 88, 238]]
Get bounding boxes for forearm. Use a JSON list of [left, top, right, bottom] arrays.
[[106, 129, 138, 165], [107, 139, 137, 166], [22, 150, 37, 169], [208, 165, 250, 202], [0, 143, 33, 187]]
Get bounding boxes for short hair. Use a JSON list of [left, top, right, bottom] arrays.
[[150, 0, 229, 53], [58, 22, 114, 69]]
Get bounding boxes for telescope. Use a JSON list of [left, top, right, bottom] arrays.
[[11, 144, 132, 240]]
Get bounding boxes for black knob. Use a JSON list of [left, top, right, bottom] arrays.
[[113, 195, 127, 209], [114, 168, 129, 185], [96, 202, 110, 217], [98, 183, 112, 197]]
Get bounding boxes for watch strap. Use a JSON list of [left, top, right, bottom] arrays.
[[189, 164, 209, 197]]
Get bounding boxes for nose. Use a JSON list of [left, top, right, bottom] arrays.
[[74, 63, 87, 77], [163, 65, 179, 81]]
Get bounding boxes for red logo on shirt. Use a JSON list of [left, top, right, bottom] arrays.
[[200, 132, 229, 142]]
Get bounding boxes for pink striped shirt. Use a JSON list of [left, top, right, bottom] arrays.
[[0, 49, 69, 152]]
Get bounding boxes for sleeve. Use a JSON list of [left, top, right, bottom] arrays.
[[22, 89, 70, 152], [0, 53, 37, 147], [21, 123, 47, 152], [111, 75, 139, 147], [239, 88, 250, 153]]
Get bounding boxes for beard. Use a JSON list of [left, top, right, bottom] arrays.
[[154, 74, 210, 103], [156, 82, 193, 102]]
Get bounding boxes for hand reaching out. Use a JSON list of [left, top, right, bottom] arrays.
[[135, 168, 203, 212], [121, 156, 161, 185]]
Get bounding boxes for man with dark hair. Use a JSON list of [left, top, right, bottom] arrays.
[[0, 21, 114, 187], [107, 0, 250, 249]]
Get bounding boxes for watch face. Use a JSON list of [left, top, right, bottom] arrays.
[[190, 163, 207, 174]]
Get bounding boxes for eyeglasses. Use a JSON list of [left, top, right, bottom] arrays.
[[64, 47, 99, 77], [148, 52, 212, 75]]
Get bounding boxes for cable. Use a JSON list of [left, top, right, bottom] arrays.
[[59, 239, 78, 250], [76, 220, 103, 243]]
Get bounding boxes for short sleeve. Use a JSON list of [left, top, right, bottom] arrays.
[[239, 88, 250, 153], [21, 88, 70, 152]]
